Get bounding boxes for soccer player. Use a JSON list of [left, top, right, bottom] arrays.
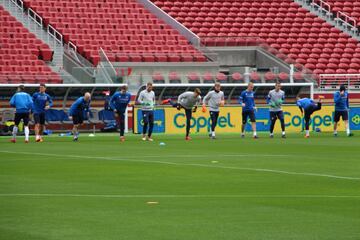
[[9, 85, 33, 143], [202, 82, 225, 139], [110, 85, 131, 142], [296, 96, 323, 138], [32, 83, 53, 142], [163, 88, 202, 140], [138, 82, 155, 141], [267, 82, 286, 138], [239, 82, 258, 139], [69, 92, 91, 141], [333, 85, 352, 137]]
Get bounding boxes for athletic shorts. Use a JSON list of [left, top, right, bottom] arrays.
[[242, 110, 256, 124], [270, 111, 284, 121], [33, 112, 46, 125], [14, 112, 30, 126], [72, 114, 84, 125], [334, 110, 348, 122]]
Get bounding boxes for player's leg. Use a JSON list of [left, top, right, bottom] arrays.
[[142, 111, 148, 140], [342, 111, 352, 136], [11, 113, 21, 142], [333, 111, 340, 136], [119, 112, 125, 141], [185, 109, 192, 140], [210, 111, 219, 139], [72, 114, 82, 141], [304, 109, 312, 138], [34, 114, 40, 141], [241, 111, 247, 137], [278, 111, 286, 138], [269, 112, 277, 138], [250, 111, 257, 138], [39, 112, 46, 141], [147, 111, 154, 141], [23, 113, 30, 143]]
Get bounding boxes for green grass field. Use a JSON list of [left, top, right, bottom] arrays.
[[0, 132, 359, 240]]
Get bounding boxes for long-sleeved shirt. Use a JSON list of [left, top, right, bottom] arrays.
[[334, 91, 349, 111], [239, 90, 255, 112], [69, 97, 91, 116], [267, 89, 285, 112], [32, 92, 53, 114], [178, 91, 201, 109], [10, 91, 33, 113], [296, 98, 314, 110], [138, 90, 155, 111], [109, 92, 131, 113], [203, 90, 224, 112]]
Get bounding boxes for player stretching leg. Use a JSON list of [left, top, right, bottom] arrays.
[[110, 85, 131, 142], [333, 85, 353, 137], [163, 88, 201, 140], [239, 82, 258, 139], [138, 82, 155, 141], [69, 92, 91, 141], [267, 82, 286, 138], [297, 96, 323, 138], [9, 85, 33, 143], [32, 83, 53, 142], [203, 82, 224, 139]]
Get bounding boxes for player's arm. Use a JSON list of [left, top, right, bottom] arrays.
[[137, 92, 144, 105], [109, 93, 117, 111], [334, 92, 341, 103], [27, 94, 34, 110], [9, 95, 16, 107], [47, 94, 53, 109], [347, 93, 350, 110], [238, 92, 245, 107], [193, 96, 201, 112]]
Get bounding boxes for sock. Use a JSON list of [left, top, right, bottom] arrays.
[[270, 132, 273, 136], [241, 132, 245, 136], [212, 132, 215, 137], [282, 131, 285, 135], [36, 134, 40, 140], [12, 126, 18, 139], [334, 130, 338, 134], [253, 131, 257, 136], [347, 128, 350, 135], [306, 130, 309, 135], [24, 126, 29, 141]]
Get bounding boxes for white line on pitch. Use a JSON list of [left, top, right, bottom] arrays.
[[0, 150, 359, 181]]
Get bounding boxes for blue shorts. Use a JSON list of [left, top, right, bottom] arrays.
[[242, 110, 256, 124], [33, 112, 46, 125]]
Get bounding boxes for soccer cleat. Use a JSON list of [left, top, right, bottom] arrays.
[[25, 140, 29, 144], [73, 137, 78, 142], [304, 135, 310, 138], [120, 136, 125, 142], [282, 135, 286, 139], [39, 138, 44, 142], [241, 134, 245, 138], [334, 133, 338, 137], [253, 135, 259, 139], [142, 137, 146, 141], [185, 136, 191, 141], [10, 139, 16, 143], [36, 138, 41, 142], [162, 98, 171, 105], [148, 138, 154, 142], [348, 133, 354, 137], [269, 134, 274, 138], [211, 136, 216, 140]]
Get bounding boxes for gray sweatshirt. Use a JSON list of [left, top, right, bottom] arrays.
[[178, 91, 201, 109], [203, 90, 224, 112], [267, 89, 285, 112], [138, 90, 155, 111]]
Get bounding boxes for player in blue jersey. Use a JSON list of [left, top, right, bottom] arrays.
[[110, 85, 132, 142], [69, 92, 91, 141], [239, 82, 258, 138], [333, 85, 352, 137], [9, 85, 33, 143], [32, 83, 53, 142], [296, 96, 323, 138]]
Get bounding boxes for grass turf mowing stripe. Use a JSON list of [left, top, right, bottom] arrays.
[[1, 150, 359, 181]]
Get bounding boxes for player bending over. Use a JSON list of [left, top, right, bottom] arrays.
[[296, 96, 323, 138], [32, 83, 53, 142], [9, 85, 33, 143], [267, 82, 286, 138], [138, 82, 155, 141], [333, 85, 353, 137], [110, 85, 131, 142], [202, 82, 225, 139], [69, 92, 91, 141], [163, 88, 202, 140], [239, 82, 258, 139]]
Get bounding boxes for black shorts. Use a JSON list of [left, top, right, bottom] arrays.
[[334, 111, 348, 122], [72, 114, 84, 125], [14, 112, 30, 126], [270, 111, 284, 121], [242, 110, 256, 124], [33, 112, 46, 125]]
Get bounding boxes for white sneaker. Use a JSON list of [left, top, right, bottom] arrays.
[[142, 137, 146, 141], [148, 138, 154, 142]]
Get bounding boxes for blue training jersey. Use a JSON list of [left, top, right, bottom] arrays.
[[239, 90, 255, 111], [32, 92, 53, 114], [10, 91, 33, 113], [296, 98, 314, 109], [334, 91, 349, 111], [109, 92, 131, 112], [69, 97, 91, 116]]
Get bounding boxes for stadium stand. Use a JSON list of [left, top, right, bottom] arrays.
[[0, 6, 62, 84], [152, 0, 360, 75], [21, 0, 207, 65], [325, 0, 360, 26]]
